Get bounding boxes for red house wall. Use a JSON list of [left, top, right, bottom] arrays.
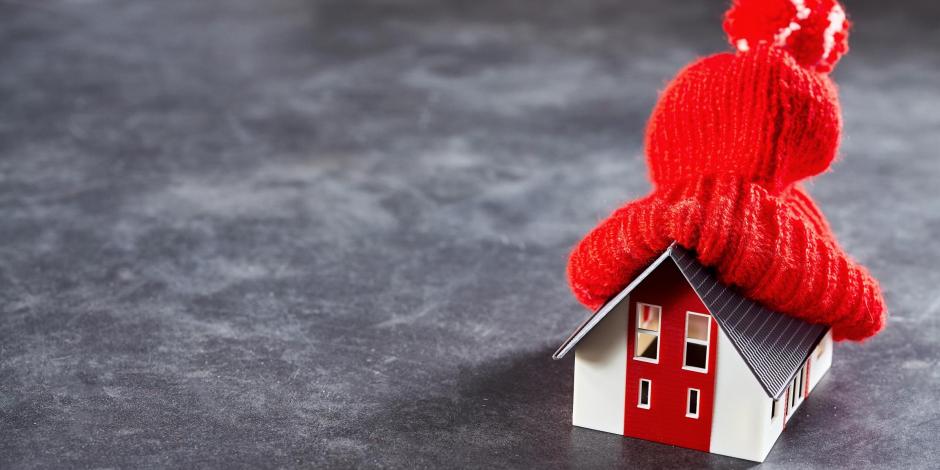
[[623, 259, 719, 452]]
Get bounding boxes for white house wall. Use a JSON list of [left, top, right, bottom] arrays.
[[711, 328, 834, 462], [709, 328, 774, 462], [767, 329, 834, 458], [572, 296, 628, 435], [764, 393, 785, 461], [808, 330, 833, 392]]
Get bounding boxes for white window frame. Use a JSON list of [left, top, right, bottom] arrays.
[[637, 379, 651, 409], [686, 388, 700, 419], [634, 303, 661, 364], [682, 311, 711, 373]]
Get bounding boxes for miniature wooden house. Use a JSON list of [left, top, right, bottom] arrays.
[[553, 243, 832, 462]]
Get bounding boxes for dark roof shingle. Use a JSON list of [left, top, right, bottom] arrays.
[[669, 245, 829, 399]]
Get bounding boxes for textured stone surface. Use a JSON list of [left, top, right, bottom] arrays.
[[1, 0, 938, 468]]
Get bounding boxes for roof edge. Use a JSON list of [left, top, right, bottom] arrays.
[[552, 243, 677, 360]]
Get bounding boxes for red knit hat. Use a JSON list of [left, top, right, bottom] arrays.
[[567, 0, 886, 341]]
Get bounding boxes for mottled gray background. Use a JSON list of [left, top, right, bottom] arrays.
[[1, 0, 938, 468]]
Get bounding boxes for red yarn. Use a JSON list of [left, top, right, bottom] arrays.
[[566, 1, 886, 341], [724, 0, 850, 73]]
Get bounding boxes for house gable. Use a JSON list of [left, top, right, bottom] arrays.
[[554, 242, 830, 399]]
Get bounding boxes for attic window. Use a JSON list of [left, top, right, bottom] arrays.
[[634, 303, 661, 363], [683, 312, 710, 372]]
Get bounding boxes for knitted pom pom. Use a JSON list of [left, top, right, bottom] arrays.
[[724, 0, 850, 73]]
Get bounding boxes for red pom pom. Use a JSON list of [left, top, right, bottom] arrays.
[[724, 0, 850, 73]]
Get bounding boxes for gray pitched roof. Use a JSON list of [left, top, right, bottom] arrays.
[[553, 242, 829, 399]]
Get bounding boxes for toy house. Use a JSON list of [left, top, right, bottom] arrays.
[[553, 243, 832, 462]]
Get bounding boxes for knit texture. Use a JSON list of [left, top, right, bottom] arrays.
[[566, 1, 886, 341]]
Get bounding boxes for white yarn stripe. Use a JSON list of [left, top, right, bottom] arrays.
[[821, 4, 846, 63], [732, 0, 846, 69], [774, 0, 812, 46], [793, 0, 812, 20]]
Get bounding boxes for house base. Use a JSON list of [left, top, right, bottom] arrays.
[[572, 324, 833, 463]]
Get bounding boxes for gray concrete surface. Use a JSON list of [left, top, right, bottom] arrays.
[[1, 0, 938, 468]]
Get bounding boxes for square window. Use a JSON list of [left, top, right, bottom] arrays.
[[636, 333, 658, 360], [635, 304, 661, 362], [686, 313, 709, 341], [637, 304, 661, 331], [684, 342, 707, 370]]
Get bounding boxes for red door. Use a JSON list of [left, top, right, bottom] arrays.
[[623, 260, 719, 452]]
